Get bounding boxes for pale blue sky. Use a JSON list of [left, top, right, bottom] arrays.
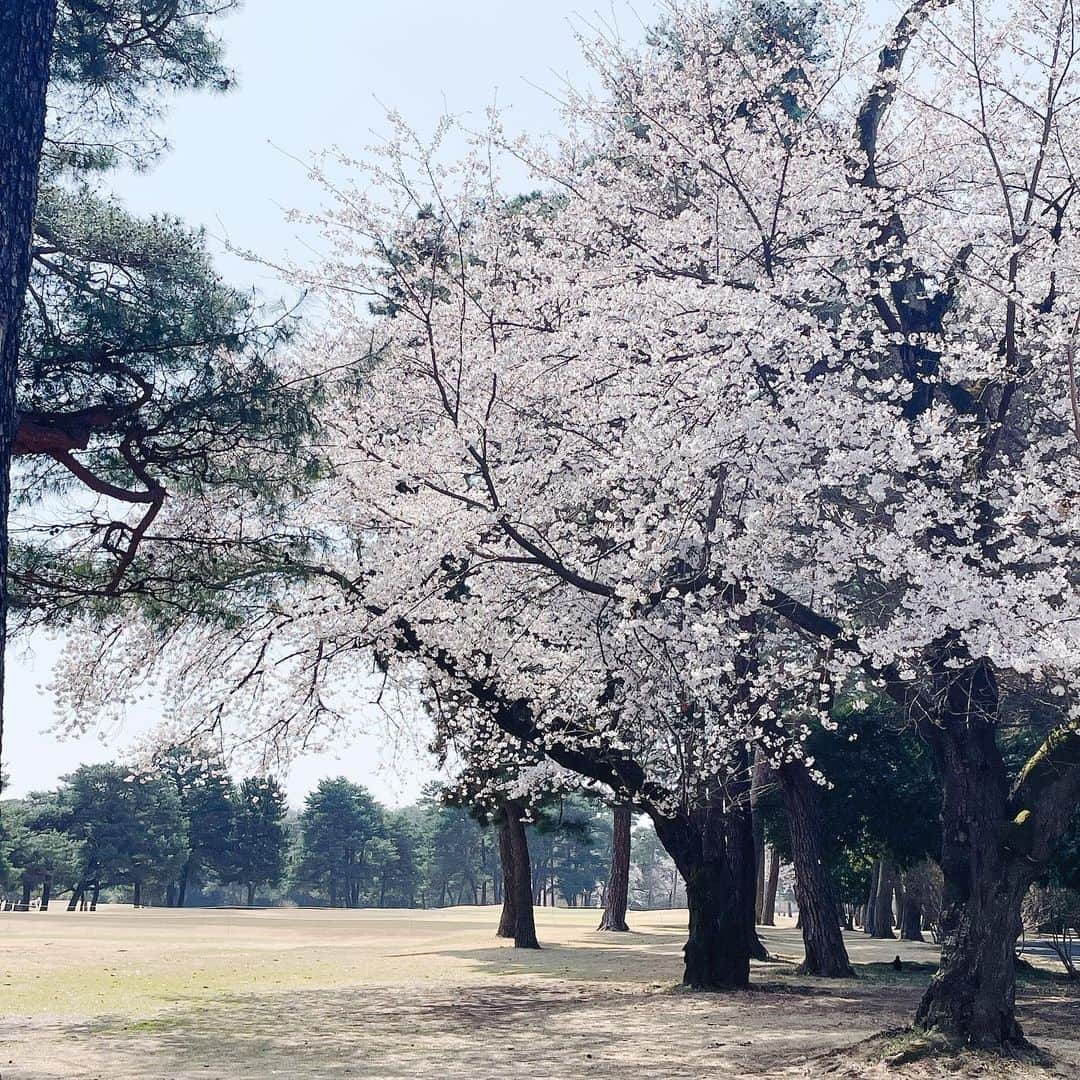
[[4, 0, 666, 808]]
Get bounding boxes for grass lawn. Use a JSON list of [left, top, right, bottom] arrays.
[[1, 905, 1077, 1078]]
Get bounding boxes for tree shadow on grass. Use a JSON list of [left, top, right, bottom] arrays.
[[29, 966, 1079, 1080], [51, 983, 641, 1080]]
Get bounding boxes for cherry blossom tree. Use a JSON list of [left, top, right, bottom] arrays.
[[57, 0, 1080, 1052]]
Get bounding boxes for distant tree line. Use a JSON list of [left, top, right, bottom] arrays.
[[0, 755, 688, 914]]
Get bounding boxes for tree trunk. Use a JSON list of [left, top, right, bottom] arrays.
[[760, 845, 779, 926], [653, 806, 750, 989], [864, 859, 881, 936], [728, 751, 769, 961], [19, 878, 31, 911], [503, 799, 539, 949], [40, 875, 50, 911], [496, 813, 516, 938], [89, 881, 100, 911], [900, 867, 925, 942], [67, 882, 85, 912], [246, 882, 255, 907], [914, 665, 1028, 1048], [178, 859, 191, 907], [598, 804, 631, 932], [0, 0, 58, 771], [779, 761, 854, 977], [754, 827, 766, 921], [751, 753, 768, 922], [133, 881, 142, 908], [872, 857, 896, 939]]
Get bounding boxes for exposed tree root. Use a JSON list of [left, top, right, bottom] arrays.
[[808, 1026, 1058, 1077]]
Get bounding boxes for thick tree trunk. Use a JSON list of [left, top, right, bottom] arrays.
[[19, 878, 31, 911], [67, 882, 85, 912], [496, 814, 516, 938], [779, 761, 854, 977], [503, 799, 539, 949], [872, 857, 896, 939], [760, 845, 779, 926], [40, 875, 50, 911], [598, 804, 631, 932], [89, 881, 100, 911], [900, 867, 925, 942], [0, 0, 58, 772], [246, 882, 255, 907], [864, 859, 881, 936], [133, 881, 142, 908], [654, 806, 750, 989], [914, 665, 1028, 1048]]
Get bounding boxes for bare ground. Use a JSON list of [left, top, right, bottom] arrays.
[[0, 906, 1077, 1079]]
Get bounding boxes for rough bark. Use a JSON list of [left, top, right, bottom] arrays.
[[19, 878, 32, 911], [0, 0, 58, 771], [873, 857, 897, 939], [40, 875, 51, 911], [503, 798, 539, 949], [914, 661, 1028, 1048], [761, 845, 779, 926], [598, 804, 631, 931], [653, 806, 750, 989], [779, 761, 854, 977], [496, 813, 516, 937]]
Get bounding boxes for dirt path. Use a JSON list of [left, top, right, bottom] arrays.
[[1, 907, 1076, 1078]]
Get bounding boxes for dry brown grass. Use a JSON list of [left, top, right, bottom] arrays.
[[0, 905, 1076, 1078]]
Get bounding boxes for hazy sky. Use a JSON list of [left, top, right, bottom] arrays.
[[3, 0, 667, 807]]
